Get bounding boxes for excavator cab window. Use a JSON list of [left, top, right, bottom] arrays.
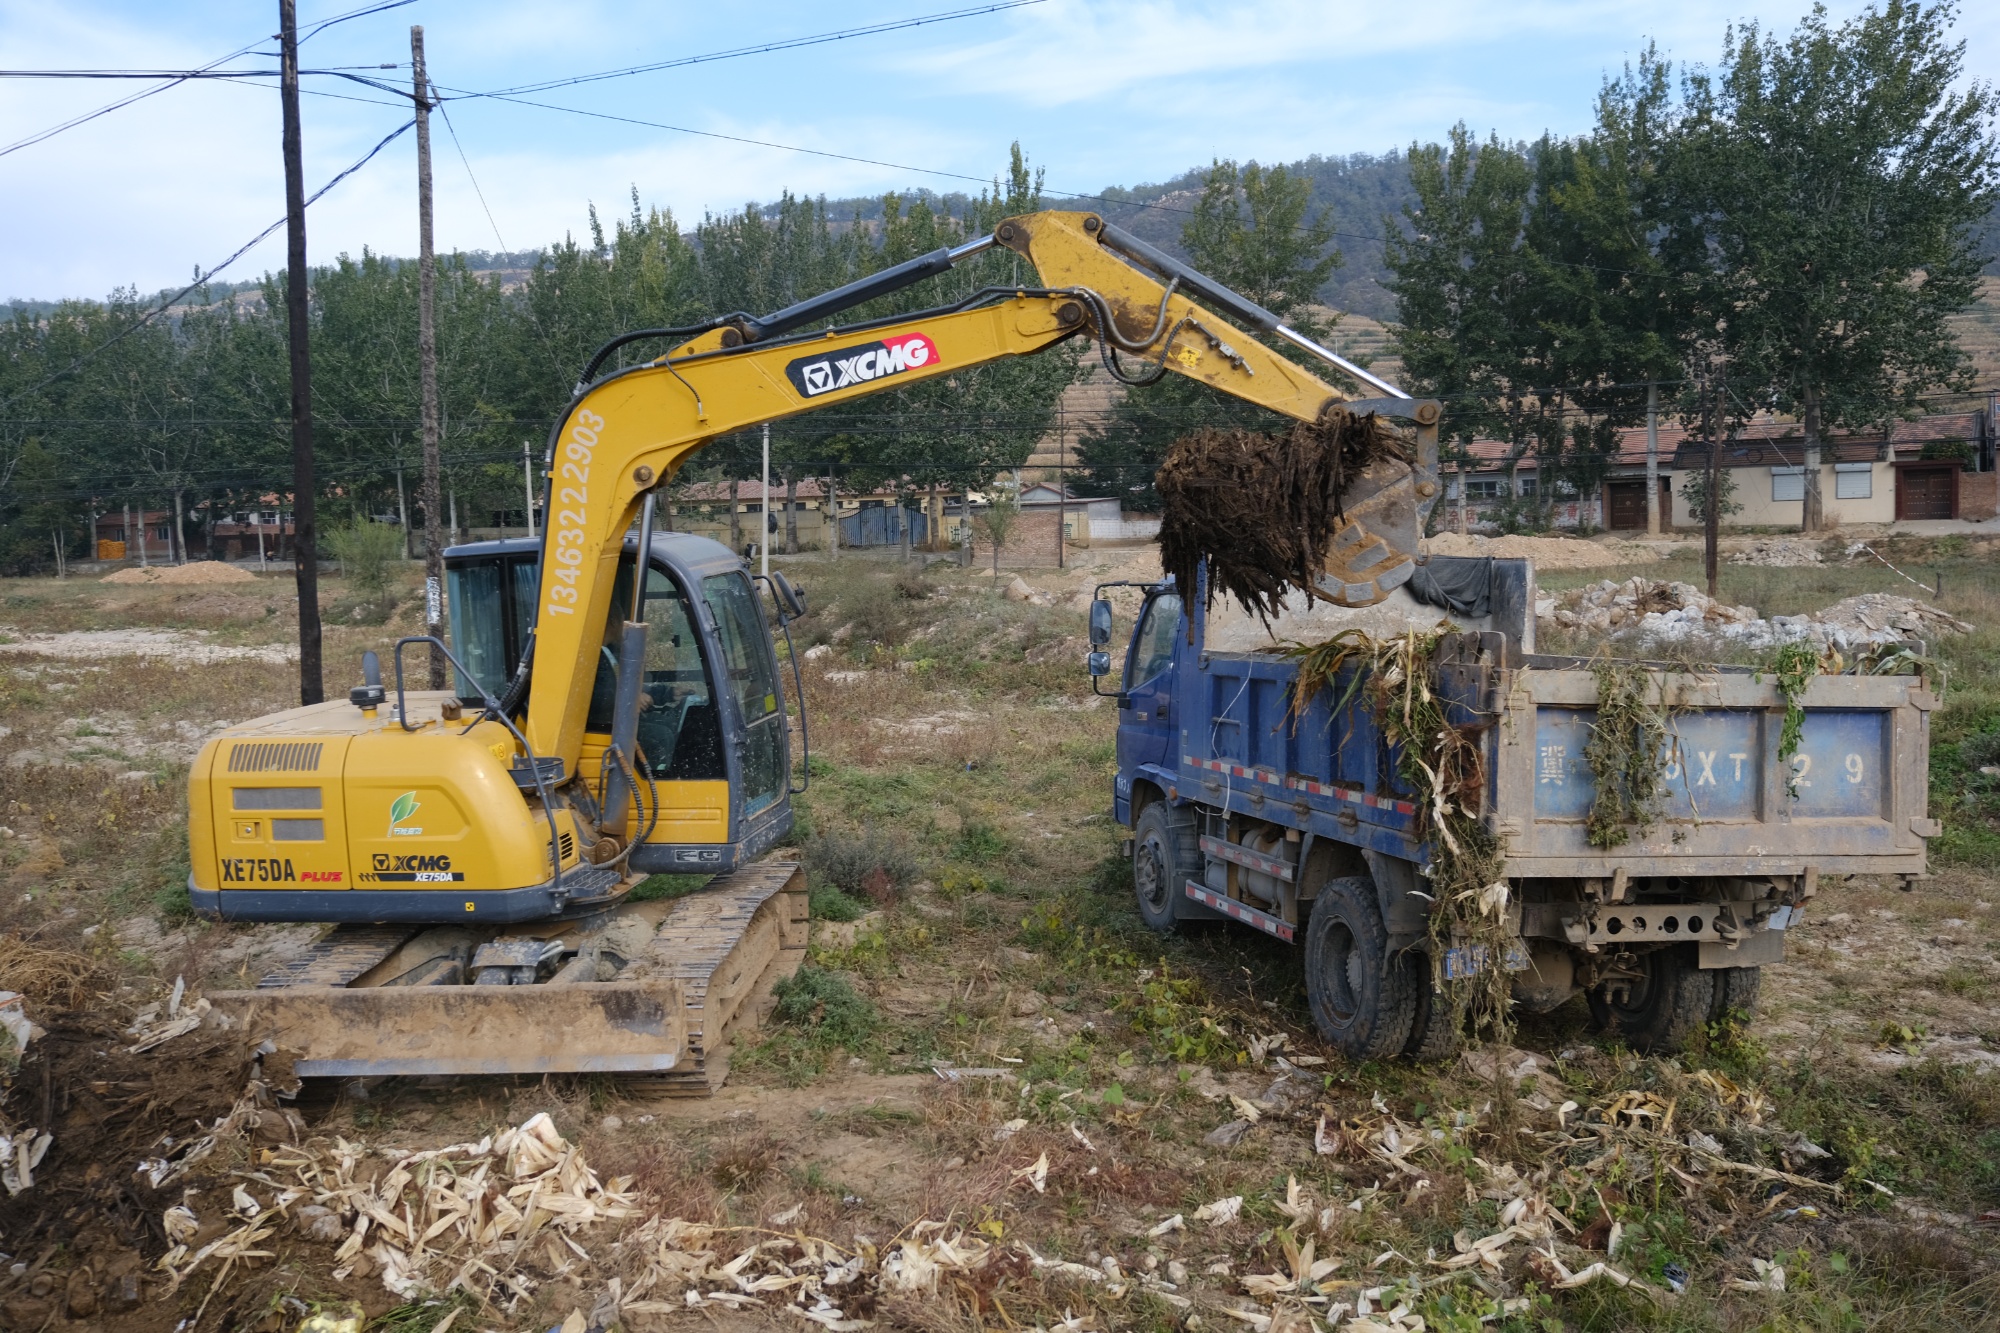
[[702, 572, 786, 815], [581, 567, 727, 782]]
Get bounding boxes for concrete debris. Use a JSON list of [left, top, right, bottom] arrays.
[[1728, 538, 1824, 567], [0, 991, 44, 1056], [1, 1124, 53, 1195], [1002, 576, 1052, 606], [1541, 577, 1970, 651]]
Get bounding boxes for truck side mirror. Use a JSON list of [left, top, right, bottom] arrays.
[[770, 570, 807, 619], [1089, 599, 1112, 646], [1087, 651, 1111, 677]]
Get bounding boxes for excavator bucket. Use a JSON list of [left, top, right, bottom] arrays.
[[205, 863, 806, 1088]]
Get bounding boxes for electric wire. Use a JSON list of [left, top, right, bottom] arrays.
[[0, 118, 416, 411], [444, 0, 1043, 99], [434, 91, 508, 252], [0, 0, 414, 158]]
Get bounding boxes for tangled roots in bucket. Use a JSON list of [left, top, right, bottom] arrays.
[[1157, 407, 1410, 620]]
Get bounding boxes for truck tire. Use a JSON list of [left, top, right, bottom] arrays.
[[1708, 966, 1761, 1026], [1305, 876, 1416, 1061], [1132, 801, 1195, 935], [1402, 955, 1462, 1061], [1588, 944, 1715, 1053]]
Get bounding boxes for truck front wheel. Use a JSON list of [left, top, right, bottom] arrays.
[[1305, 876, 1416, 1061], [1588, 945, 1715, 1053], [1132, 802, 1195, 934]]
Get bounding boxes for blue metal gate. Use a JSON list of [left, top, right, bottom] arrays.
[[839, 505, 926, 548]]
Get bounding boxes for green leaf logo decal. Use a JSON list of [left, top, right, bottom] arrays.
[[388, 791, 419, 826]]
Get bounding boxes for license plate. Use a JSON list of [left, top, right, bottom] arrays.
[[1443, 940, 1532, 981]]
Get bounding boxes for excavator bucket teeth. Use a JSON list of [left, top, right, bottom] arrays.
[[205, 862, 808, 1085]]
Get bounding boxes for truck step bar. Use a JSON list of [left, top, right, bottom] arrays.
[[1185, 880, 1295, 942], [1199, 835, 1295, 882]]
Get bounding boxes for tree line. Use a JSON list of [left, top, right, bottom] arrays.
[[4, 2, 1995, 569], [1078, 1, 1998, 524], [0, 146, 1077, 571]]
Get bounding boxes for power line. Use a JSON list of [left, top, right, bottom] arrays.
[[434, 92, 507, 253], [445, 1, 1043, 99], [0, 119, 416, 411], [0, 1, 415, 159]]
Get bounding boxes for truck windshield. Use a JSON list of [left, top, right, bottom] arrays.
[[1130, 592, 1183, 686], [702, 572, 785, 815]]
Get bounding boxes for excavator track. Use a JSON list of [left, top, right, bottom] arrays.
[[205, 863, 807, 1085]]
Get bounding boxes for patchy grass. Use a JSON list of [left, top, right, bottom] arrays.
[[6, 552, 1997, 1332]]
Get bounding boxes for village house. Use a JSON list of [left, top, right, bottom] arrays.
[[1443, 404, 1998, 532]]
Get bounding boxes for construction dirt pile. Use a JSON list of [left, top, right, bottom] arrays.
[[102, 561, 258, 586], [0, 973, 289, 1329], [1423, 531, 1662, 570], [1728, 537, 1825, 567], [1157, 408, 1410, 618], [1541, 577, 1972, 652]]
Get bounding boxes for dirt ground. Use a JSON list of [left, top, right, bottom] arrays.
[[2, 545, 1997, 1333]]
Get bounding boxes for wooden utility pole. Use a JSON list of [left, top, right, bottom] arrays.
[[1704, 374, 1721, 599], [412, 25, 446, 687], [280, 0, 323, 704]]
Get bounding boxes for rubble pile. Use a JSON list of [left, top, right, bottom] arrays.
[[1728, 538, 1824, 567], [1540, 577, 1970, 652]]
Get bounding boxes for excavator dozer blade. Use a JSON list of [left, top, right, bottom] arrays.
[[205, 980, 689, 1077], [205, 862, 808, 1084]]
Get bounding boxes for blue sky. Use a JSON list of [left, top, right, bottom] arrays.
[[5, 0, 1995, 302]]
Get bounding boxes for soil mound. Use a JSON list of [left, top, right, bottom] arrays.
[[1423, 531, 1663, 570], [0, 991, 270, 1323], [102, 562, 257, 586], [1729, 537, 1825, 567], [1157, 407, 1410, 619]]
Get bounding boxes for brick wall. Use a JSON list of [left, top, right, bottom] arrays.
[[968, 510, 1072, 569], [1960, 470, 1997, 521]]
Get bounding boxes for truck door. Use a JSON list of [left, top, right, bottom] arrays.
[[1119, 589, 1183, 776]]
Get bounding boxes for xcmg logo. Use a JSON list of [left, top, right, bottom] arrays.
[[374, 852, 454, 873], [363, 851, 464, 883], [785, 332, 936, 399]]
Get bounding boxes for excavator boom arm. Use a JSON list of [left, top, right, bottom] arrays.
[[522, 211, 1440, 772]]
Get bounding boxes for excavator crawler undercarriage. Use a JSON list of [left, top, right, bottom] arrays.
[[206, 863, 805, 1089]]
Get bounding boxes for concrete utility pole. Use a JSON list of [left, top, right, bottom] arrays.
[[760, 423, 770, 580], [280, 0, 323, 704], [1704, 374, 1722, 599], [1055, 400, 1066, 569], [1644, 382, 1661, 537], [412, 25, 446, 688]]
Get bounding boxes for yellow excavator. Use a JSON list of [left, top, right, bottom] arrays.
[[194, 211, 1442, 1085]]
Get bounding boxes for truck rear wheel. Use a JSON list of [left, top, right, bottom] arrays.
[[1305, 876, 1415, 1061], [1708, 966, 1761, 1026], [1588, 944, 1714, 1053], [1132, 801, 1195, 934], [1402, 956, 1462, 1061]]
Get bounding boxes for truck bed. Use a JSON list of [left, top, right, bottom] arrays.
[[1160, 634, 1934, 882]]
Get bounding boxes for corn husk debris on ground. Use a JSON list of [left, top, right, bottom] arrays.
[[143, 1041, 1868, 1331]]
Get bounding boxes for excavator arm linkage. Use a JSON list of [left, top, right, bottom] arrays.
[[523, 211, 1441, 777]]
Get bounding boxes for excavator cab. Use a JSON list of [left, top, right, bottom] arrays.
[[443, 532, 796, 878]]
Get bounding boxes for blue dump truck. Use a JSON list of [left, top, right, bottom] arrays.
[[1090, 560, 1939, 1059]]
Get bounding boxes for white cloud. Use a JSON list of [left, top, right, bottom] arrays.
[[4, 0, 1992, 299]]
